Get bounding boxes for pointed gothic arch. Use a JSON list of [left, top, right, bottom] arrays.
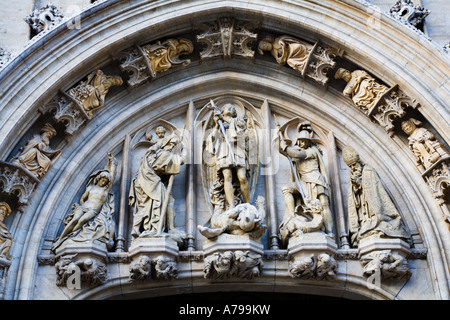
[[0, 0, 448, 300]]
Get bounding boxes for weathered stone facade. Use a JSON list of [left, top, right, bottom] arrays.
[[0, 0, 448, 302]]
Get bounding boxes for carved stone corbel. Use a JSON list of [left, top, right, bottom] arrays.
[[196, 18, 257, 59], [118, 38, 193, 87], [0, 161, 39, 206]]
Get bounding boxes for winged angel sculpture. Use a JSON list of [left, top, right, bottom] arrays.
[[198, 100, 266, 239]]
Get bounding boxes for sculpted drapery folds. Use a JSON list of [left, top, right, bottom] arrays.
[[401, 118, 449, 170], [258, 35, 313, 74], [129, 126, 187, 243], [342, 146, 410, 246], [198, 101, 264, 239], [52, 153, 118, 251], [68, 69, 123, 118], [334, 68, 389, 112], [0, 202, 12, 260], [275, 120, 335, 245], [12, 123, 61, 179]]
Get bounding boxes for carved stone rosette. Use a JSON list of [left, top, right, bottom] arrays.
[[0, 161, 39, 206], [287, 233, 338, 280], [202, 234, 264, 280], [118, 38, 193, 87], [196, 18, 257, 59]]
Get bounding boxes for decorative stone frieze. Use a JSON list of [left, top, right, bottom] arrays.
[[24, 3, 65, 36], [196, 18, 257, 59], [118, 38, 193, 87], [0, 161, 39, 206], [389, 0, 430, 31]]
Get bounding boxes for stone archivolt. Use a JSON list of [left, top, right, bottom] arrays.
[[0, 10, 448, 299]]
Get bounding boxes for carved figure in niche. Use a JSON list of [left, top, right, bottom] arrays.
[[53, 153, 117, 251], [401, 118, 449, 170], [129, 126, 187, 244], [0, 202, 12, 260], [342, 146, 410, 246], [68, 69, 123, 118], [275, 120, 335, 244], [361, 249, 411, 280], [199, 100, 263, 239], [12, 123, 61, 179], [334, 68, 389, 112], [258, 35, 312, 74], [141, 38, 194, 76]]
